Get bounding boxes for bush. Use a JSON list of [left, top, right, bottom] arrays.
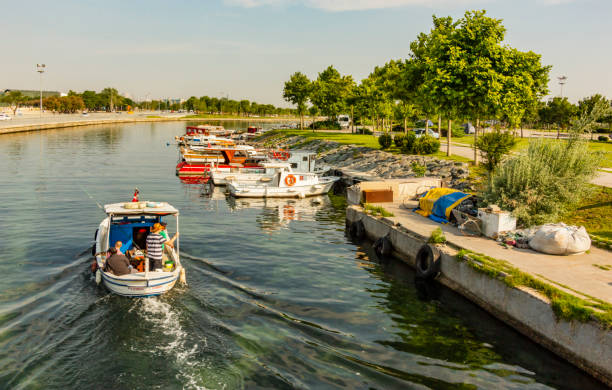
[[401, 132, 417, 154], [411, 161, 426, 177], [598, 135, 609, 142], [413, 135, 440, 155], [394, 134, 406, 148], [475, 130, 516, 172], [357, 128, 372, 135], [378, 133, 392, 149], [482, 139, 603, 227], [309, 119, 341, 130]]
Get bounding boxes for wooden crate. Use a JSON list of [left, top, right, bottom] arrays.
[[362, 189, 393, 203]]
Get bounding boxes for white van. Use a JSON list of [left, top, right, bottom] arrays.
[[337, 115, 350, 129]]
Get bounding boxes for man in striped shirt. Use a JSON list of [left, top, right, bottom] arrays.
[[146, 223, 177, 271]]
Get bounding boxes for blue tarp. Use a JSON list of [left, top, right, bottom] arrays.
[[109, 217, 160, 252], [414, 188, 471, 224]]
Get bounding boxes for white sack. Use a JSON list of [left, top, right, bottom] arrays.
[[528, 223, 591, 255]]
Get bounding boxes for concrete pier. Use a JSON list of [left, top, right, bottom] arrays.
[[346, 204, 612, 386]]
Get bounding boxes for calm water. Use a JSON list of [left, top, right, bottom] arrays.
[[0, 122, 605, 390]]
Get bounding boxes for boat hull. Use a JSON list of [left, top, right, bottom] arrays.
[[228, 178, 338, 198], [99, 269, 181, 297]]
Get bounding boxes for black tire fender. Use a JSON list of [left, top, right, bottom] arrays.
[[415, 244, 441, 279], [349, 220, 365, 240], [374, 235, 392, 257]]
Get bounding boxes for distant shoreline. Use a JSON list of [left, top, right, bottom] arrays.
[[0, 115, 299, 135]]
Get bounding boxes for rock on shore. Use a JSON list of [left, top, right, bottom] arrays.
[[253, 134, 471, 189]]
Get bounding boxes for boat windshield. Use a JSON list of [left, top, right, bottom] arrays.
[[109, 215, 161, 254]]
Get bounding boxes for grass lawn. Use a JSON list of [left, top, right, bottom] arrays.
[[564, 185, 612, 240]]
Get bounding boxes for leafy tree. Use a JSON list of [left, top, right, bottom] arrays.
[[575, 94, 611, 139], [475, 130, 516, 172], [311, 66, 355, 119], [539, 97, 577, 137], [283, 72, 312, 129], [1, 91, 27, 114]]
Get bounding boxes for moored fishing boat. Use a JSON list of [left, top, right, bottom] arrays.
[[93, 201, 185, 297], [227, 169, 339, 198]]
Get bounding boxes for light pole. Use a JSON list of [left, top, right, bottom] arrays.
[[558, 75, 567, 98], [36, 64, 45, 117]]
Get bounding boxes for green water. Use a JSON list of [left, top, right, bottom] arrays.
[[0, 122, 605, 389]]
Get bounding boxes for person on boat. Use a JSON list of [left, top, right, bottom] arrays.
[[146, 223, 177, 271], [104, 247, 135, 276], [106, 240, 124, 258], [132, 188, 140, 202]]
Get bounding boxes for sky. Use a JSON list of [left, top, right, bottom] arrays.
[[1, 0, 610, 107]]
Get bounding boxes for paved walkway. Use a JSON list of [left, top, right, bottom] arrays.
[[440, 142, 612, 188], [378, 202, 612, 303]]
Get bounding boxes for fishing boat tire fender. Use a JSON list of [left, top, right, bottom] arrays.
[[415, 244, 441, 280]]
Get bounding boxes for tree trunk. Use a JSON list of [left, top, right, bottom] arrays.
[[425, 117, 429, 132], [447, 119, 452, 156], [474, 118, 479, 165], [300, 114, 304, 130], [404, 117, 407, 134], [351, 105, 354, 134], [520, 124, 524, 138], [437, 115, 441, 135]]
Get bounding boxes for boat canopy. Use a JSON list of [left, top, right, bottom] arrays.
[[261, 162, 292, 169], [104, 202, 179, 216]]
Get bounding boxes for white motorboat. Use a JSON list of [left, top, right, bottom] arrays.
[[228, 169, 339, 198], [93, 201, 185, 297]]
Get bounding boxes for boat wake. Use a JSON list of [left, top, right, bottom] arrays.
[[132, 298, 211, 390]]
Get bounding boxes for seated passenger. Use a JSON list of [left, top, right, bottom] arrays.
[[107, 241, 124, 258], [104, 247, 135, 276]]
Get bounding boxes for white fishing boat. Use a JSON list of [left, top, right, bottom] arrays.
[[93, 201, 185, 297], [227, 169, 339, 198], [211, 162, 283, 186]]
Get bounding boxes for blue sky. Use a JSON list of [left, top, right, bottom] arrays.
[[1, 0, 610, 106]]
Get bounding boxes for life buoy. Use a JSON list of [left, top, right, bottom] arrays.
[[415, 244, 441, 279], [285, 175, 297, 186]]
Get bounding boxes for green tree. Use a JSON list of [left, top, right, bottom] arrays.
[[283, 72, 312, 130], [576, 94, 611, 139], [539, 97, 577, 137], [475, 130, 516, 172], [311, 66, 355, 120], [1, 91, 27, 115]]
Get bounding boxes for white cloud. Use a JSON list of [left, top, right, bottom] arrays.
[[225, 0, 484, 11]]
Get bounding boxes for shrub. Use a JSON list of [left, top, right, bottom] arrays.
[[401, 132, 417, 154], [394, 134, 406, 148], [598, 135, 609, 142], [309, 119, 341, 130], [475, 130, 517, 172], [411, 161, 426, 177], [482, 139, 603, 227], [378, 133, 392, 149], [413, 135, 440, 155], [357, 128, 372, 135]]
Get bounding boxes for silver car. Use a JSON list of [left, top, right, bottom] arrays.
[[413, 128, 440, 139]]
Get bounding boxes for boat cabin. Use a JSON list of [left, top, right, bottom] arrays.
[[98, 202, 180, 273]]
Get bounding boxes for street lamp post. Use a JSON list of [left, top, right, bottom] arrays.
[[558, 75, 567, 98], [36, 64, 46, 117]]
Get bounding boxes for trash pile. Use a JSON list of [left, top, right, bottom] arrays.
[[496, 223, 591, 255]]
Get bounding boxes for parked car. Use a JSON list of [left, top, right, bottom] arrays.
[[337, 114, 350, 129], [413, 128, 440, 139], [82, 111, 89, 116], [0, 113, 12, 121], [463, 122, 475, 134], [415, 119, 435, 128]]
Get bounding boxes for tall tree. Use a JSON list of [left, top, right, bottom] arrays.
[[1, 91, 27, 115], [283, 72, 312, 130], [311, 66, 355, 120]]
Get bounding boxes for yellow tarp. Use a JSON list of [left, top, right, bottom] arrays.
[[415, 188, 463, 218]]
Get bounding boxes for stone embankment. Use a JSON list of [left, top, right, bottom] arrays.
[[255, 134, 472, 189]]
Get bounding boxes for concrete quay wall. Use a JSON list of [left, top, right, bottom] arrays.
[[346, 205, 612, 387]]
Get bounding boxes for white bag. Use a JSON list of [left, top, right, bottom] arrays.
[[528, 223, 591, 255]]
